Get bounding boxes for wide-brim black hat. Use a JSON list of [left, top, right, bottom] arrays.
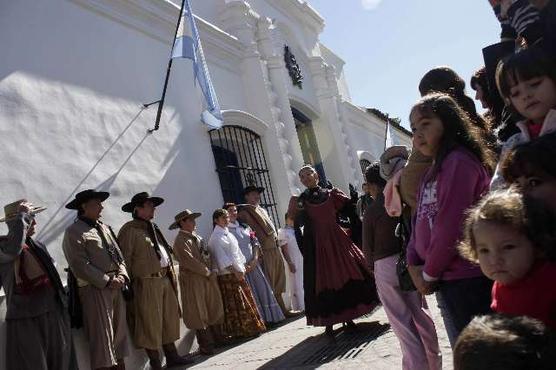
[[243, 185, 265, 196], [65, 189, 110, 210], [122, 192, 164, 213]]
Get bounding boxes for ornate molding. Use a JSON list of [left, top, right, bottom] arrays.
[[268, 0, 324, 35], [221, 110, 269, 137], [69, 0, 243, 64]]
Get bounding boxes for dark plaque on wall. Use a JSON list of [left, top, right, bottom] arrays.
[[284, 45, 303, 89]]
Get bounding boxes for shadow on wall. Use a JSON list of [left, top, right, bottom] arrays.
[[35, 106, 153, 246], [152, 121, 224, 241]]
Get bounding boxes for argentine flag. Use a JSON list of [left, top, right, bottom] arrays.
[[172, 0, 223, 129]]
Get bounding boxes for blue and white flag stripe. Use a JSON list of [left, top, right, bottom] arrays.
[[172, 0, 222, 129]]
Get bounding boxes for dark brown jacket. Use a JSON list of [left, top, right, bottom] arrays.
[[362, 194, 400, 265]]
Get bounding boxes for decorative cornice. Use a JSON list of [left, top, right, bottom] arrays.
[[319, 43, 345, 69], [268, 0, 325, 35], [69, 0, 243, 64]]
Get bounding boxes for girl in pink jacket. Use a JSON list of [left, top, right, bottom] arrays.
[[407, 93, 496, 346]]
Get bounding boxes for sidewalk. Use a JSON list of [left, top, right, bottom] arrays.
[[187, 296, 453, 369]]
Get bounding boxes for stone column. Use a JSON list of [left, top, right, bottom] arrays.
[[308, 56, 357, 190], [219, 1, 301, 218]]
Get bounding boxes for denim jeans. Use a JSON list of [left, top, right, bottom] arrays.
[[436, 276, 492, 347]]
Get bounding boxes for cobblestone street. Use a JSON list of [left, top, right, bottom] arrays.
[[187, 296, 453, 369]]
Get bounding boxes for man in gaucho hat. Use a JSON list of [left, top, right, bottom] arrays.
[[170, 209, 223, 355], [63, 189, 129, 370], [238, 185, 293, 316], [1, 199, 76, 370], [117, 192, 191, 370]]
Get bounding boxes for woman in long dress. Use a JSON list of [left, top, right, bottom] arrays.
[[207, 208, 266, 339], [288, 165, 380, 336], [224, 203, 285, 325]]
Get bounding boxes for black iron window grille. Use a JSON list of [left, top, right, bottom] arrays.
[[360, 159, 371, 176], [209, 125, 281, 227]]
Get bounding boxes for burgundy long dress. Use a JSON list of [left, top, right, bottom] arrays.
[[291, 188, 379, 326]]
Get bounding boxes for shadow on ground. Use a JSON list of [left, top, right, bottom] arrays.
[[258, 321, 390, 370], [184, 315, 304, 368]]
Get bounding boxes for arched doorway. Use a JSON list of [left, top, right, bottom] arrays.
[[291, 107, 327, 185], [209, 125, 281, 227]]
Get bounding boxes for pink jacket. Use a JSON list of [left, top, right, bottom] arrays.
[[407, 147, 490, 281]]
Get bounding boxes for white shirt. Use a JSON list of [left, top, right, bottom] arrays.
[[158, 241, 170, 268], [207, 225, 246, 274]]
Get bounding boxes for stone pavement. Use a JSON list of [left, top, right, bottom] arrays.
[[186, 296, 453, 369]]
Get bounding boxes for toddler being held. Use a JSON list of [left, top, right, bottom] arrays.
[[459, 187, 556, 329]]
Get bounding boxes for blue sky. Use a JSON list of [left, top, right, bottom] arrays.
[[307, 0, 501, 128]]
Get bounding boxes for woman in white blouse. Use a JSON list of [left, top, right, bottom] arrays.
[[208, 208, 265, 339]]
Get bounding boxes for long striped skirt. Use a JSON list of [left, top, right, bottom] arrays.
[[217, 274, 266, 338]]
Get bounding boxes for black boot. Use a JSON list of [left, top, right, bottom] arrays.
[[196, 329, 215, 355], [145, 349, 163, 370], [163, 343, 194, 367]]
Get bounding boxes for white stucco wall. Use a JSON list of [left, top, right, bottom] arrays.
[[0, 1, 233, 368], [343, 103, 413, 169], [0, 1, 409, 369]]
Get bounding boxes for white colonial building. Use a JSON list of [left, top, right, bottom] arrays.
[[0, 0, 411, 368]]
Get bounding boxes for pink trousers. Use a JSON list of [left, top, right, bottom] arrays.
[[374, 254, 442, 370]]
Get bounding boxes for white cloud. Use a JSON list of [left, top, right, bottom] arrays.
[[361, 0, 382, 11]]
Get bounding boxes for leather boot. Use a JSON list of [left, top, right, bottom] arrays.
[[163, 343, 193, 367], [145, 349, 163, 370], [112, 359, 126, 370], [275, 294, 295, 318], [196, 329, 215, 355], [209, 324, 227, 347]]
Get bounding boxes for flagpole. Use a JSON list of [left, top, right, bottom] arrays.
[[383, 118, 389, 150], [148, 0, 187, 133]]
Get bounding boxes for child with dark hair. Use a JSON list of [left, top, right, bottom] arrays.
[[419, 66, 498, 152], [454, 314, 556, 370], [491, 45, 556, 188], [407, 93, 495, 346], [459, 188, 556, 329], [471, 67, 492, 111], [277, 213, 304, 312], [363, 161, 441, 370], [502, 132, 556, 211]]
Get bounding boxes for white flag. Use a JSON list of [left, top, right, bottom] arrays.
[[172, 0, 223, 129], [384, 121, 396, 150]]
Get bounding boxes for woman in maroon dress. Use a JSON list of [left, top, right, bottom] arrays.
[[288, 165, 379, 336]]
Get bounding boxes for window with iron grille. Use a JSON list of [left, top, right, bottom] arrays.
[[360, 159, 371, 176], [209, 125, 281, 227]]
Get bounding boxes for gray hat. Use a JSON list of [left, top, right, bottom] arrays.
[[379, 146, 409, 181], [0, 199, 47, 222], [169, 209, 201, 230]]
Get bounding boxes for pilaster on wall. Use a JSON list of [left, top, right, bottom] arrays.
[[325, 65, 363, 187], [308, 56, 360, 190], [219, 0, 302, 215], [256, 17, 304, 195]]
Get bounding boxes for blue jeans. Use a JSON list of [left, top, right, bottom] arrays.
[[436, 276, 492, 347]]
